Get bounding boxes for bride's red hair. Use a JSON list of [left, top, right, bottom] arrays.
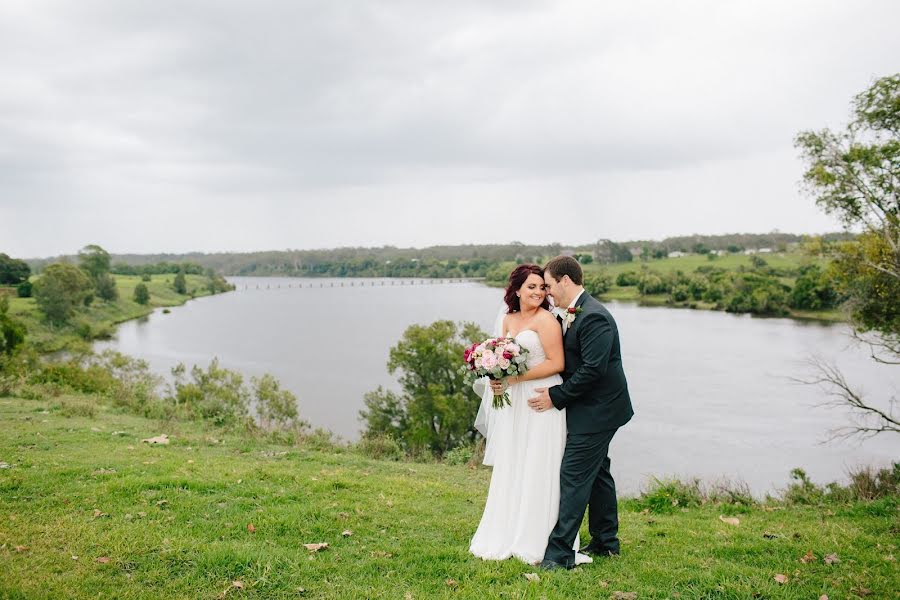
[[504, 264, 550, 313]]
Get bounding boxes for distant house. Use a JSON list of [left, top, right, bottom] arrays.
[[667, 251, 686, 258], [744, 249, 757, 255], [758, 248, 773, 254], [560, 248, 576, 257], [629, 247, 642, 257]]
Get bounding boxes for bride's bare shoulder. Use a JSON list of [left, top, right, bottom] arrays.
[[535, 308, 558, 326]]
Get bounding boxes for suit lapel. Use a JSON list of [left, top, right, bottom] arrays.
[[563, 291, 591, 339]]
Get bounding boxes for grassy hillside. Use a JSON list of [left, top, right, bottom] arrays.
[[0, 394, 895, 599], [3, 274, 220, 353]]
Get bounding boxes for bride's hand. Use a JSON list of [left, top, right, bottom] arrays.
[[490, 377, 518, 394]]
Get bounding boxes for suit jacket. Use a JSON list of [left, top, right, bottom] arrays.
[[549, 292, 633, 434]]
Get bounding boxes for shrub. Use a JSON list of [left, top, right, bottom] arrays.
[[95, 273, 119, 302], [356, 433, 403, 461], [169, 359, 250, 426], [16, 281, 32, 298], [59, 399, 97, 418], [133, 283, 150, 305], [173, 272, 187, 294], [616, 271, 640, 287], [637, 273, 668, 295], [583, 272, 612, 296], [0, 296, 25, 357], [636, 477, 704, 513], [669, 284, 691, 303], [444, 443, 474, 466], [252, 373, 307, 431]]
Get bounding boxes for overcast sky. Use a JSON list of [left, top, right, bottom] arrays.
[[1, 1, 898, 257]]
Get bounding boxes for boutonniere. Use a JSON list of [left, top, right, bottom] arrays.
[[563, 306, 583, 326]]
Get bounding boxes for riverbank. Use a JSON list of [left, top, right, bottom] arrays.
[[0, 394, 895, 598], [4, 274, 226, 353], [484, 253, 845, 323]]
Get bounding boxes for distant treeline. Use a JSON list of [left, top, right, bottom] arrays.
[[24, 233, 854, 278], [110, 261, 205, 276]]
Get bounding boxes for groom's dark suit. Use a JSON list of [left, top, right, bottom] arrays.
[[544, 291, 633, 568]]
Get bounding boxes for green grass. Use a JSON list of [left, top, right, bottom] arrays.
[[1, 395, 896, 599], [583, 252, 822, 278], [4, 274, 218, 353]]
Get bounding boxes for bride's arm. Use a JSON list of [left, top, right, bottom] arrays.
[[510, 312, 564, 383]]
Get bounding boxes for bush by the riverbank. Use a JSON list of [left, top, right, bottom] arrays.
[[2, 274, 226, 353], [487, 252, 844, 322], [0, 393, 896, 599]]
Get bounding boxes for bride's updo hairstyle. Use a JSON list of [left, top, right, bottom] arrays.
[[504, 264, 551, 313]]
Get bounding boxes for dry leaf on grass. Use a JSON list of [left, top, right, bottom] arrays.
[[445, 579, 458, 588], [232, 581, 244, 589], [92, 509, 108, 518], [819, 595, 829, 600], [800, 550, 816, 564], [404, 593, 413, 600], [851, 587, 872, 597], [371, 550, 393, 558], [523, 573, 540, 582], [599, 580, 609, 588], [773, 573, 788, 584], [13, 545, 28, 552], [610, 592, 637, 600], [824, 553, 840, 565], [342, 530, 353, 537], [718, 515, 740, 526], [304, 543, 329, 552], [96, 556, 111, 564], [246, 523, 256, 533], [141, 434, 170, 445]]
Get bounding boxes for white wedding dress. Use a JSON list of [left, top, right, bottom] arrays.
[[469, 328, 589, 565]]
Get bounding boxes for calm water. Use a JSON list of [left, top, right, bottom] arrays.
[[96, 277, 898, 495]]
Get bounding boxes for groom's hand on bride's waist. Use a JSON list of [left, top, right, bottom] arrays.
[[528, 388, 554, 412]]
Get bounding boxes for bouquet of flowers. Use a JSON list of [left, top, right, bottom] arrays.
[[463, 337, 530, 408]]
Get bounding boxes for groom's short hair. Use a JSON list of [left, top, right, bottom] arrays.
[[544, 256, 583, 285]]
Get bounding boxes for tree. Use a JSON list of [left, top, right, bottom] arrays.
[[78, 245, 111, 280], [0, 254, 31, 285], [360, 320, 487, 456], [133, 283, 150, 305], [252, 373, 307, 431], [32, 263, 92, 324], [173, 272, 187, 295], [0, 296, 26, 357], [795, 73, 900, 439], [95, 273, 119, 301]]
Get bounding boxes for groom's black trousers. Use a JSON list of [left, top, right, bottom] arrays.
[[543, 428, 619, 567]]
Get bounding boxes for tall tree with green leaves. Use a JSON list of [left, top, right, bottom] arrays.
[[78, 245, 112, 280], [361, 320, 487, 456], [795, 73, 899, 439], [0, 254, 31, 285]]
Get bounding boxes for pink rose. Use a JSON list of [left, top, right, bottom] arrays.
[[481, 351, 498, 370]]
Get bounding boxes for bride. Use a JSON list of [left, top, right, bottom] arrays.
[[469, 264, 590, 565]]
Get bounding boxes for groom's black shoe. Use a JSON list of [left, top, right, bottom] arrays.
[[579, 544, 620, 558], [539, 559, 570, 571]]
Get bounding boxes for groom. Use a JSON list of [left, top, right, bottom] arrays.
[[529, 255, 634, 570]]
